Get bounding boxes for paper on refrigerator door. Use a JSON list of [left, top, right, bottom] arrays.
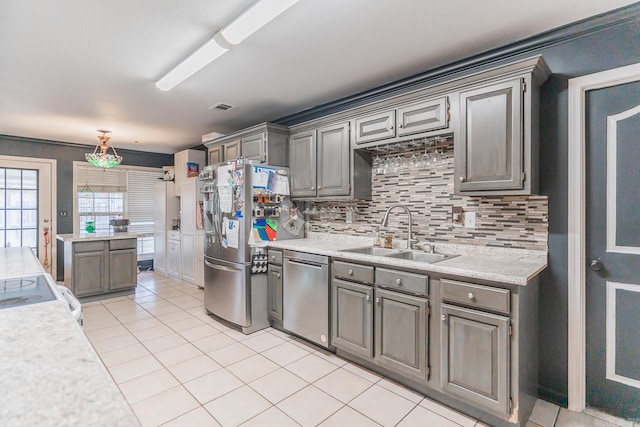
[[267, 171, 290, 195], [225, 219, 239, 249], [218, 186, 233, 213]]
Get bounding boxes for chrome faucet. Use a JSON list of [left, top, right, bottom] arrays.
[[380, 204, 416, 249]]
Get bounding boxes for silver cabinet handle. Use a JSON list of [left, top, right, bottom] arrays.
[[376, 297, 380, 304], [398, 123, 403, 128], [441, 314, 446, 321], [318, 186, 322, 190], [366, 294, 370, 301], [310, 186, 315, 191], [468, 292, 474, 300], [271, 255, 276, 260], [459, 176, 466, 182], [388, 125, 394, 130], [396, 278, 402, 285], [275, 272, 281, 278], [348, 269, 353, 276]]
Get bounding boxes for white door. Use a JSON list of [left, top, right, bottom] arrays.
[[0, 155, 56, 277]]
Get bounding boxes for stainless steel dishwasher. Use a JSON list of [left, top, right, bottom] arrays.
[[283, 250, 330, 348]]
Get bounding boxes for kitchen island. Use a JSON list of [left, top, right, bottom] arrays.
[[57, 232, 144, 298], [0, 247, 139, 427]]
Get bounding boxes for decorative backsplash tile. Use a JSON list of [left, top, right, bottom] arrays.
[[305, 142, 548, 251]]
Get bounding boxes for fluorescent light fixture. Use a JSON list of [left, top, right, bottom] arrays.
[[155, 37, 228, 91], [221, 0, 299, 45]]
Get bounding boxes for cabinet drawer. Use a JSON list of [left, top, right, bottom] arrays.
[[168, 231, 181, 241], [397, 96, 449, 137], [441, 279, 510, 314], [376, 268, 428, 296], [109, 238, 137, 250], [268, 249, 283, 266], [333, 260, 374, 284], [73, 241, 106, 253]]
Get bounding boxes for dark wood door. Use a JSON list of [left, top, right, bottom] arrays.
[[585, 80, 640, 419]]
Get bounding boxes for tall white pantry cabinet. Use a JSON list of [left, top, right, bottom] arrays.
[[179, 177, 204, 287], [153, 181, 179, 275]]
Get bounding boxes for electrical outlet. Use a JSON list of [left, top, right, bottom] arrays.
[[464, 211, 477, 228], [451, 207, 464, 226], [58, 211, 68, 217]]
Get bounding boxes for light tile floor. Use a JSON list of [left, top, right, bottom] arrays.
[[82, 272, 635, 427]]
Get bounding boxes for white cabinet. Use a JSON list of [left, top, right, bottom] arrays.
[[153, 181, 179, 275], [179, 177, 203, 285], [167, 232, 181, 279], [196, 229, 204, 287], [174, 149, 205, 196]]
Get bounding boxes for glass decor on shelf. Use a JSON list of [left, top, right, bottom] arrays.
[[369, 135, 451, 175]]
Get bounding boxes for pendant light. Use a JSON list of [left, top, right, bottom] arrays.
[[85, 130, 123, 168]]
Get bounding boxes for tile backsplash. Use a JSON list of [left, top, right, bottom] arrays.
[[305, 142, 548, 251]]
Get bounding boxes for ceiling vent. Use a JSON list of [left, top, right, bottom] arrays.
[[209, 102, 235, 111]]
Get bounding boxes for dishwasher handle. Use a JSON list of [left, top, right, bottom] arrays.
[[286, 258, 324, 270]]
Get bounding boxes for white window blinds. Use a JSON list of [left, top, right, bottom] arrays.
[[127, 170, 162, 234], [76, 166, 127, 192]]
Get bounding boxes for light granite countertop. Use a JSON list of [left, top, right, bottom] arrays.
[[56, 232, 146, 242], [267, 233, 547, 286], [0, 247, 46, 279], [0, 248, 139, 427]]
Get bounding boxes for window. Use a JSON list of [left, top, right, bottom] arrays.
[[74, 163, 162, 260], [0, 168, 38, 251]]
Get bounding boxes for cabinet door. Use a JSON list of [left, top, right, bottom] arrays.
[[196, 230, 205, 287], [208, 145, 223, 165], [397, 97, 449, 137], [289, 130, 317, 197], [223, 140, 242, 160], [153, 230, 165, 274], [354, 110, 395, 145], [110, 248, 137, 290], [440, 303, 510, 416], [73, 251, 107, 296], [181, 233, 195, 283], [267, 264, 283, 321], [317, 122, 350, 197], [167, 240, 181, 279], [242, 134, 266, 163], [457, 78, 523, 192], [332, 279, 374, 359], [375, 288, 428, 380]]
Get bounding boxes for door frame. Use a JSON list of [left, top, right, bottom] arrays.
[[0, 155, 57, 278], [567, 61, 640, 412]]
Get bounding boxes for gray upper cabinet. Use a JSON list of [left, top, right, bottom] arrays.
[[208, 145, 223, 165], [242, 134, 266, 163], [441, 303, 510, 416], [397, 97, 449, 137], [457, 78, 523, 193], [332, 278, 374, 359], [375, 288, 428, 380], [289, 130, 317, 197], [355, 110, 395, 145], [204, 123, 289, 167], [223, 139, 242, 161], [317, 122, 350, 197]]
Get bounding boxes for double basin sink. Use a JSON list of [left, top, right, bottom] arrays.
[[339, 246, 457, 264]]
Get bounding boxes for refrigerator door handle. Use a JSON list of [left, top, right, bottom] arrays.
[[204, 259, 239, 273]]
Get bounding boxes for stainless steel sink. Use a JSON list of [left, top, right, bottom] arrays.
[[339, 246, 405, 256], [386, 251, 458, 263]]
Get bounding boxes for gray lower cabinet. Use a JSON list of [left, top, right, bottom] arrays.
[[375, 288, 428, 380], [440, 303, 511, 416], [332, 278, 374, 358], [72, 243, 108, 297], [65, 238, 137, 297], [267, 264, 283, 321], [109, 248, 137, 290]]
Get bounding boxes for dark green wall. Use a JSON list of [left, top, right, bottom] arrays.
[[0, 134, 174, 279], [275, 6, 640, 405]]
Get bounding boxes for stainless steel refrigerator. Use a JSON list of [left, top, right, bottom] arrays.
[[200, 161, 301, 334]]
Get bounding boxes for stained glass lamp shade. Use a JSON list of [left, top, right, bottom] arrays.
[[85, 131, 122, 168]]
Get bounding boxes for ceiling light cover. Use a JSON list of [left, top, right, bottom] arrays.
[[155, 38, 228, 91], [85, 131, 123, 168], [221, 0, 299, 45]]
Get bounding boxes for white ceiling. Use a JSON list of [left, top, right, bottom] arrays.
[[0, 0, 634, 154]]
